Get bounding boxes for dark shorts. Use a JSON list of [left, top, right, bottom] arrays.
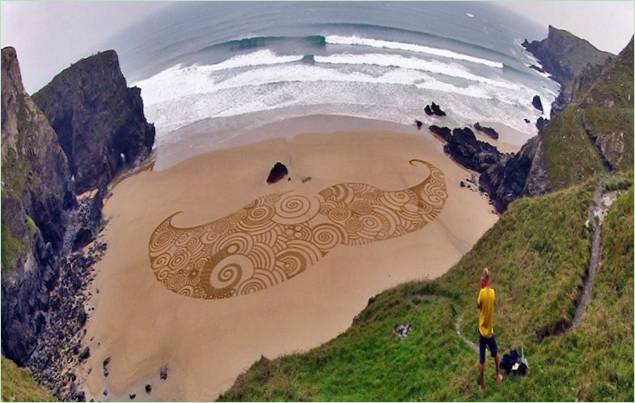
[[479, 333, 498, 364]]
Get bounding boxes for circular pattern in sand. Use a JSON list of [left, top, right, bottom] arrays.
[[148, 159, 448, 299]]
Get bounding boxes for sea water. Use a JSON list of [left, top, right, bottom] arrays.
[[102, 2, 558, 146]]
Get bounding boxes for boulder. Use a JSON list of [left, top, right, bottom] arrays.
[[428, 125, 452, 143], [532, 95, 544, 113], [474, 122, 499, 140], [78, 347, 90, 361], [103, 357, 111, 377], [266, 162, 288, 184], [424, 102, 446, 117], [443, 127, 503, 172], [529, 64, 545, 73]]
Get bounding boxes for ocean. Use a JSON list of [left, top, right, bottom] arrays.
[[103, 2, 559, 146]]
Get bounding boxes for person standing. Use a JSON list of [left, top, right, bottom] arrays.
[[477, 268, 503, 392]]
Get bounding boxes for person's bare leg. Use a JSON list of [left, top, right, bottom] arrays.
[[479, 363, 484, 392], [494, 354, 503, 383]]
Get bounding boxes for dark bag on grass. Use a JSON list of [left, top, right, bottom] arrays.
[[511, 361, 528, 376], [500, 349, 518, 374], [501, 348, 528, 376]]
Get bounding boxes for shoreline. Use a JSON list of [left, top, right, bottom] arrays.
[[79, 116, 501, 401], [155, 114, 523, 170]]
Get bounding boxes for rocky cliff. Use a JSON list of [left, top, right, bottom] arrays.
[[1, 47, 75, 362], [33, 50, 155, 193], [523, 26, 613, 115], [2, 47, 156, 400], [522, 25, 613, 88], [482, 35, 632, 212]]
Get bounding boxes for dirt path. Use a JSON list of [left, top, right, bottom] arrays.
[[443, 182, 619, 347], [415, 294, 478, 352], [570, 184, 618, 330], [455, 313, 479, 353]]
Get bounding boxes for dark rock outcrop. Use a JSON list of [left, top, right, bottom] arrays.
[[33, 50, 155, 193], [433, 126, 504, 173], [266, 162, 289, 183], [424, 102, 446, 117], [479, 136, 542, 212], [414, 119, 423, 130], [1, 47, 75, 364], [103, 357, 111, 377], [532, 95, 544, 113], [24, 199, 106, 401], [444, 128, 503, 173], [522, 25, 613, 116], [428, 125, 452, 142], [535, 117, 549, 131], [529, 64, 545, 73], [474, 122, 499, 140], [481, 36, 633, 212]]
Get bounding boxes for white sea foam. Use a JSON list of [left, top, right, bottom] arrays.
[[135, 59, 554, 139], [314, 53, 517, 89], [325, 35, 503, 68], [136, 61, 502, 109], [133, 50, 303, 105], [204, 49, 304, 71]]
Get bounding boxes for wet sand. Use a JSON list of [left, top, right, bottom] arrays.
[[81, 117, 499, 401], [157, 115, 522, 170]]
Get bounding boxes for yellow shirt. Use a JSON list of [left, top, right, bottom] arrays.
[[477, 287, 495, 338]]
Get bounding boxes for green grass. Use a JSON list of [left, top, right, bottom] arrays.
[[1, 356, 55, 402], [582, 106, 633, 171], [582, 38, 633, 109], [604, 170, 634, 192], [219, 176, 633, 401], [542, 105, 607, 190], [539, 39, 632, 190]]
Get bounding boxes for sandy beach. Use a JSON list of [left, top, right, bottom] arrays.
[[80, 116, 501, 401]]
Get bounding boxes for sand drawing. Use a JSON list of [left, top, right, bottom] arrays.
[[148, 159, 448, 299]]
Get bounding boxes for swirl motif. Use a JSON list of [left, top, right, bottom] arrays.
[[148, 159, 448, 300], [312, 223, 346, 251], [272, 194, 320, 224]]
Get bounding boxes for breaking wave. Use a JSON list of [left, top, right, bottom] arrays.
[[324, 35, 504, 68]]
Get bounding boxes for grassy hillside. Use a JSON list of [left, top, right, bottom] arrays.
[[538, 38, 633, 191], [219, 175, 633, 401], [580, 37, 634, 171], [1, 356, 54, 402], [541, 105, 607, 190]]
